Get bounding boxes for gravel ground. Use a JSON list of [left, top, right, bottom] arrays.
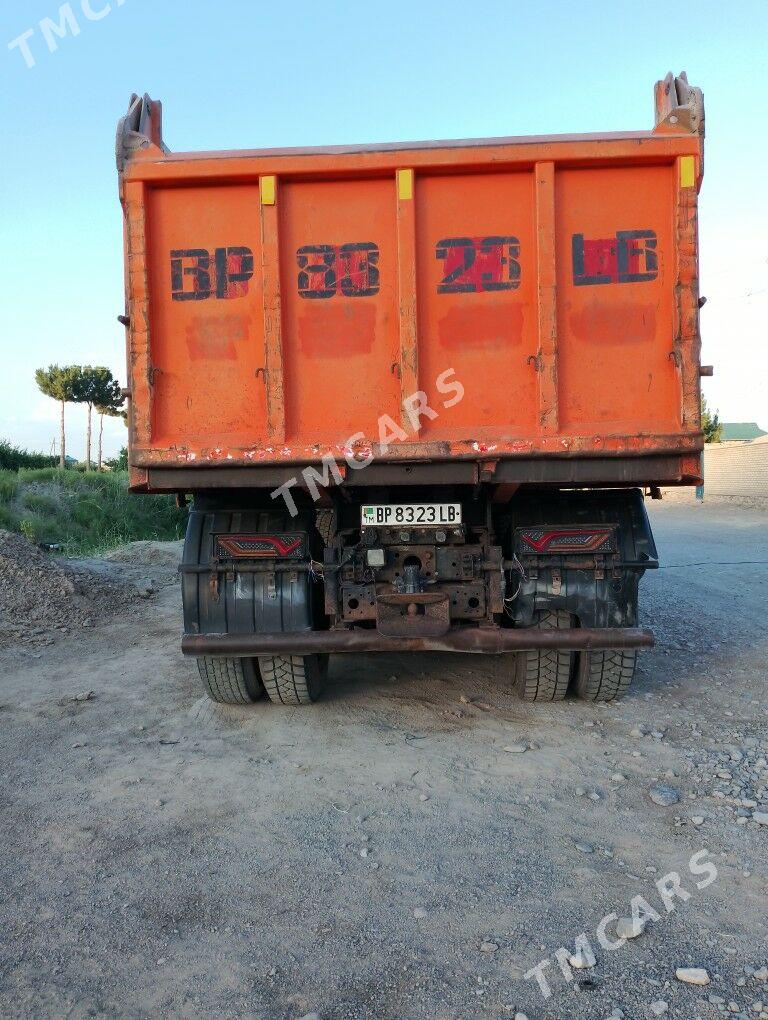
[[0, 502, 766, 1020], [0, 530, 160, 649]]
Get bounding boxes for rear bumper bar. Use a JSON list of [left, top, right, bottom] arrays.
[[181, 626, 654, 657]]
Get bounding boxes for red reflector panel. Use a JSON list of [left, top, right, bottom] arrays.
[[515, 526, 616, 555], [215, 534, 306, 559]]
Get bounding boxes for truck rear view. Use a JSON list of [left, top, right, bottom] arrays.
[[117, 73, 705, 705]]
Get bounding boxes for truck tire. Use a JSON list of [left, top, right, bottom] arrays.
[[197, 657, 263, 704], [575, 649, 636, 702], [315, 509, 335, 546], [258, 654, 328, 705], [514, 610, 572, 702]]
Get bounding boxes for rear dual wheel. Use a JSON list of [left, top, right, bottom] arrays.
[[514, 610, 637, 703], [197, 654, 328, 706]]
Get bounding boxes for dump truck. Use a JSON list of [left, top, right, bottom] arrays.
[[116, 72, 706, 706]]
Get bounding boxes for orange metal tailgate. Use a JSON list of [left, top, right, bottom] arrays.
[[119, 76, 703, 474]]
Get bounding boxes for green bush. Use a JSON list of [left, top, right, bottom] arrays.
[[17, 467, 59, 483], [21, 491, 59, 514], [0, 475, 19, 502], [0, 468, 187, 554], [0, 440, 57, 471], [19, 518, 40, 543]]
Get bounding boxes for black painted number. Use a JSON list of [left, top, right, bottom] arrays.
[[436, 236, 521, 294], [297, 242, 380, 298]]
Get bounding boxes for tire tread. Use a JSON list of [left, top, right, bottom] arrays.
[[259, 654, 326, 705], [515, 610, 572, 702], [577, 649, 636, 702], [197, 657, 261, 705]]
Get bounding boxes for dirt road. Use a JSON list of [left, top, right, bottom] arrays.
[[1, 503, 767, 1020]]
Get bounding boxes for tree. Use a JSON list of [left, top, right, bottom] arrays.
[[701, 394, 722, 444], [105, 446, 129, 472], [74, 367, 121, 470], [95, 380, 125, 470], [34, 365, 81, 469]]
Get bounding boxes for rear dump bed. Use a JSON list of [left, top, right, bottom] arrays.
[[118, 73, 705, 494], [116, 74, 705, 704]]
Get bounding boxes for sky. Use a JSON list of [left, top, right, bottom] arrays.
[[0, 0, 766, 460]]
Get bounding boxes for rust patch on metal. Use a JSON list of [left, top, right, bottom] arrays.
[[181, 625, 655, 657], [376, 591, 451, 638]]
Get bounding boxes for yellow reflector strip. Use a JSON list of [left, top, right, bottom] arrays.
[[397, 168, 413, 201], [680, 156, 695, 188], [260, 175, 276, 205]]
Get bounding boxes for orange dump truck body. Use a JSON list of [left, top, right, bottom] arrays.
[[117, 73, 704, 494]]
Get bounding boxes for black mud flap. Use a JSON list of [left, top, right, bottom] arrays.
[[503, 488, 658, 630], [181, 502, 321, 642]]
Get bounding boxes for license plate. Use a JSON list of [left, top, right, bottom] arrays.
[[361, 503, 462, 527]]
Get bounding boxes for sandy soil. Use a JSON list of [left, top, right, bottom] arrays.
[[1, 503, 767, 1020]]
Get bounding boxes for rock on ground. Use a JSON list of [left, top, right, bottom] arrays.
[[649, 783, 681, 807], [676, 967, 710, 985]]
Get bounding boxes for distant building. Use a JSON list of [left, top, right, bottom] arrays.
[[720, 422, 767, 442]]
